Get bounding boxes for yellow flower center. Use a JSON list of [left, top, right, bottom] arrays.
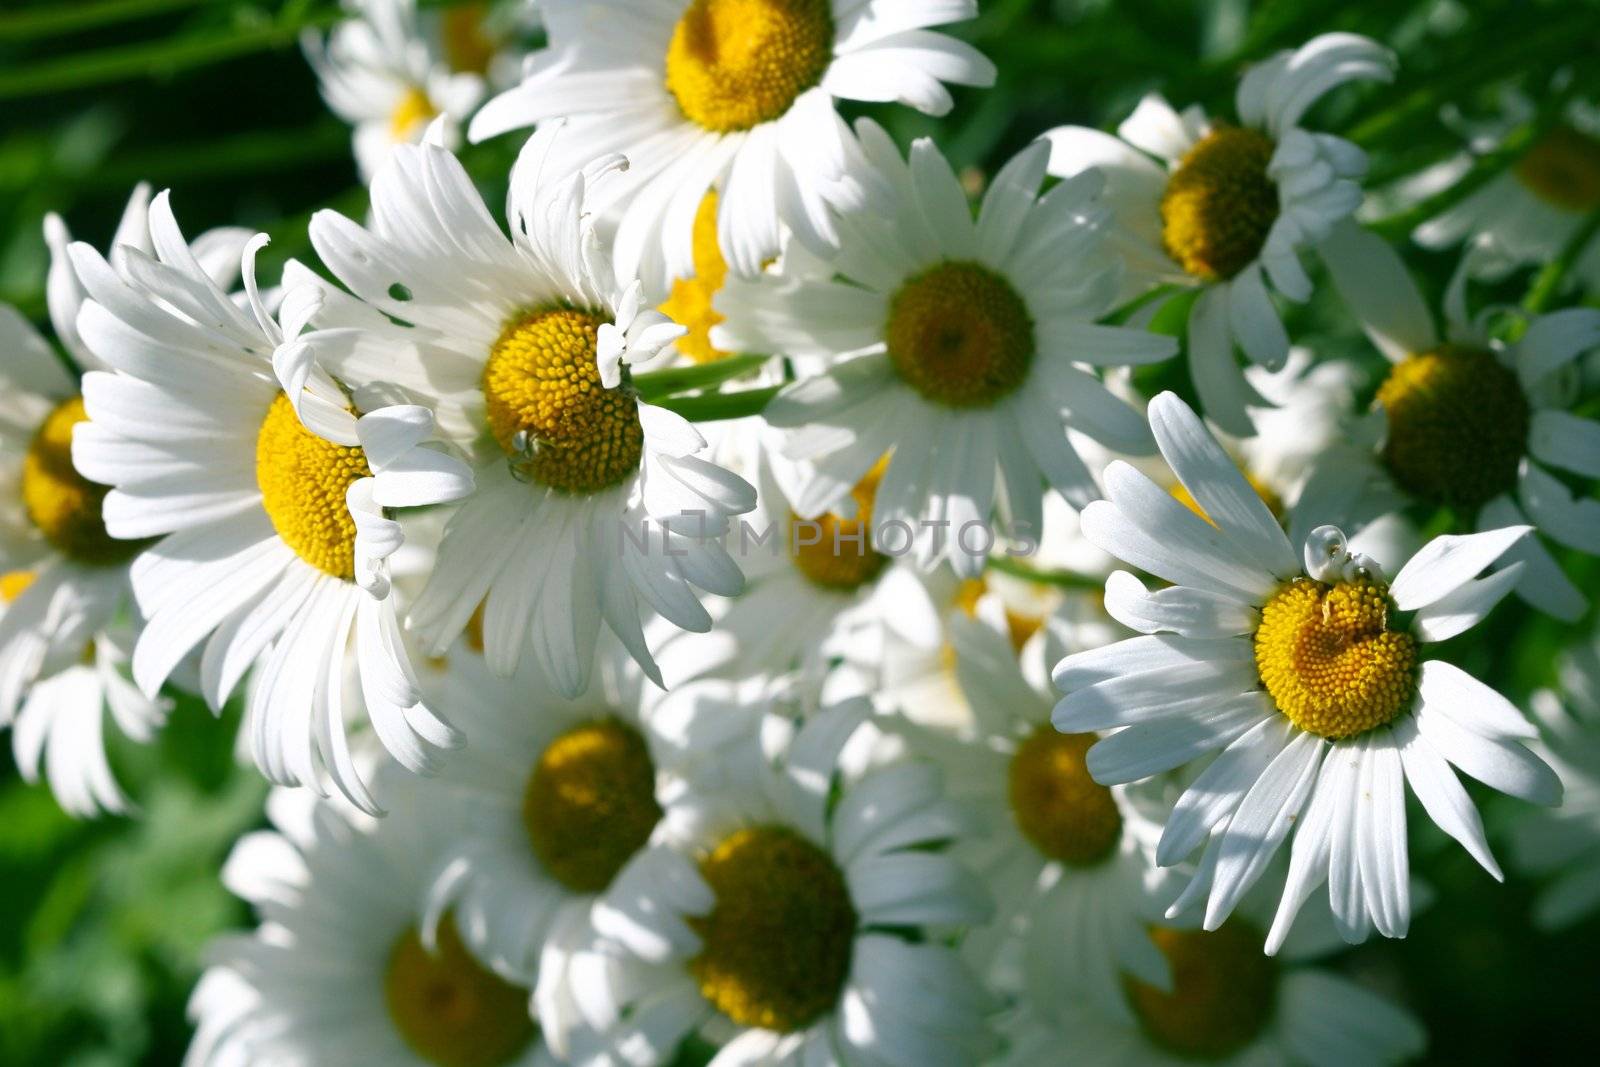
[[1008, 726, 1123, 867], [690, 826, 857, 1033], [1514, 123, 1600, 213], [659, 192, 734, 364], [1124, 921, 1277, 1060], [0, 570, 35, 602], [1375, 344, 1530, 511], [885, 261, 1036, 408], [789, 456, 889, 590], [255, 394, 372, 580], [664, 0, 835, 133], [522, 718, 662, 894], [390, 86, 439, 140], [1161, 126, 1279, 282], [441, 2, 496, 75], [1170, 471, 1283, 526], [954, 577, 1045, 653], [384, 912, 537, 1067], [1254, 578, 1417, 740], [22, 396, 141, 566], [482, 308, 645, 494]]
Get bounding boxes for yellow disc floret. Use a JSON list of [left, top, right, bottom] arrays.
[[1375, 344, 1529, 511], [789, 456, 889, 590], [1254, 577, 1417, 740], [390, 86, 439, 140], [690, 826, 857, 1033], [1124, 921, 1277, 1060], [384, 912, 537, 1067], [482, 308, 645, 494], [0, 570, 36, 602], [441, 2, 496, 75], [1008, 726, 1122, 867], [1515, 123, 1600, 213], [522, 718, 662, 894], [665, 0, 835, 133], [659, 192, 734, 364], [22, 396, 141, 566], [1161, 126, 1279, 282], [885, 261, 1036, 408], [255, 394, 371, 580]]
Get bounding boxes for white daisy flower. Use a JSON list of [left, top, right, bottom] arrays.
[[990, 890, 1426, 1067], [1506, 628, 1600, 930], [1051, 391, 1561, 952], [562, 700, 996, 1066], [1317, 230, 1600, 621], [66, 192, 475, 814], [901, 609, 1174, 1028], [468, 0, 996, 293], [1042, 33, 1397, 435], [720, 125, 1174, 578], [187, 779, 554, 1067], [305, 132, 757, 696], [303, 0, 486, 182], [0, 186, 247, 817]]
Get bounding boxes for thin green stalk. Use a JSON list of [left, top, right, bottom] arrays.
[[0, 0, 204, 41], [987, 554, 1105, 593], [654, 386, 783, 423], [632, 354, 772, 401], [1366, 115, 1551, 242], [1524, 210, 1600, 316]]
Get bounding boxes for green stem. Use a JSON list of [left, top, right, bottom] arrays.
[[653, 385, 783, 423], [0, 0, 204, 41], [632, 354, 773, 401], [1523, 210, 1600, 315], [987, 554, 1106, 593]]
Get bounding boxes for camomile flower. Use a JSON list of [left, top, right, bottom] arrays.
[[1317, 231, 1600, 621], [187, 777, 555, 1067], [562, 700, 996, 1066], [0, 185, 246, 816], [67, 192, 474, 814], [1042, 33, 1396, 435], [304, 0, 485, 182], [991, 890, 1426, 1067], [721, 124, 1174, 578], [1505, 628, 1600, 930], [1051, 391, 1560, 953], [897, 608, 1174, 1027], [467, 0, 996, 294], [306, 132, 757, 696]]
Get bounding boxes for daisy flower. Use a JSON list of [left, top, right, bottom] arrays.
[[303, 0, 486, 182], [1042, 33, 1397, 435], [898, 608, 1174, 1027], [187, 777, 553, 1067], [1051, 391, 1561, 952], [1318, 230, 1600, 621], [66, 191, 474, 814], [306, 131, 756, 697], [991, 890, 1426, 1067], [563, 700, 996, 1066], [720, 124, 1174, 578], [0, 186, 247, 816], [467, 0, 996, 293], [1505, 628, 1600, 929]]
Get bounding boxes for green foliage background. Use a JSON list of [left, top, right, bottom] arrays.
[[0, 1, 1597, 1063]]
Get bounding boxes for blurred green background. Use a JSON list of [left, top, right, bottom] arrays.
[[1, 1, 1598, 1063]]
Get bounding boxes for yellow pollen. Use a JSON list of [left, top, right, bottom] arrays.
[[1161, 126, 1279, 282], [1375, 344, 1529, 511], [22, 396, 141, 566], [390, 86, 439, 140], [522, 718, 662, 894], [665, 0, 834, 133], [441, 3, 497, 75], [1124, 921, 1277, 1060], [0, 570, 35, 602], [384, 912, 537, 1067], [1170, 471, 1283, 526], [482, 308, 645, 494], [886, 261, 1036, 408], [690, 826, 857, 1033], [1008, 726, 1122, 867], [255, 394, 371, 580], [659, 192, 734, 364], [1254, 578, 1417, 740], [1514, 124, 1600, 212], [789, 456, 889, 590], [954, 578, 1045, 653]]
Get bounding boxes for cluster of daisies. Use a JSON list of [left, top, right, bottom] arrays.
[[4, 0, 1599, 1064]]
